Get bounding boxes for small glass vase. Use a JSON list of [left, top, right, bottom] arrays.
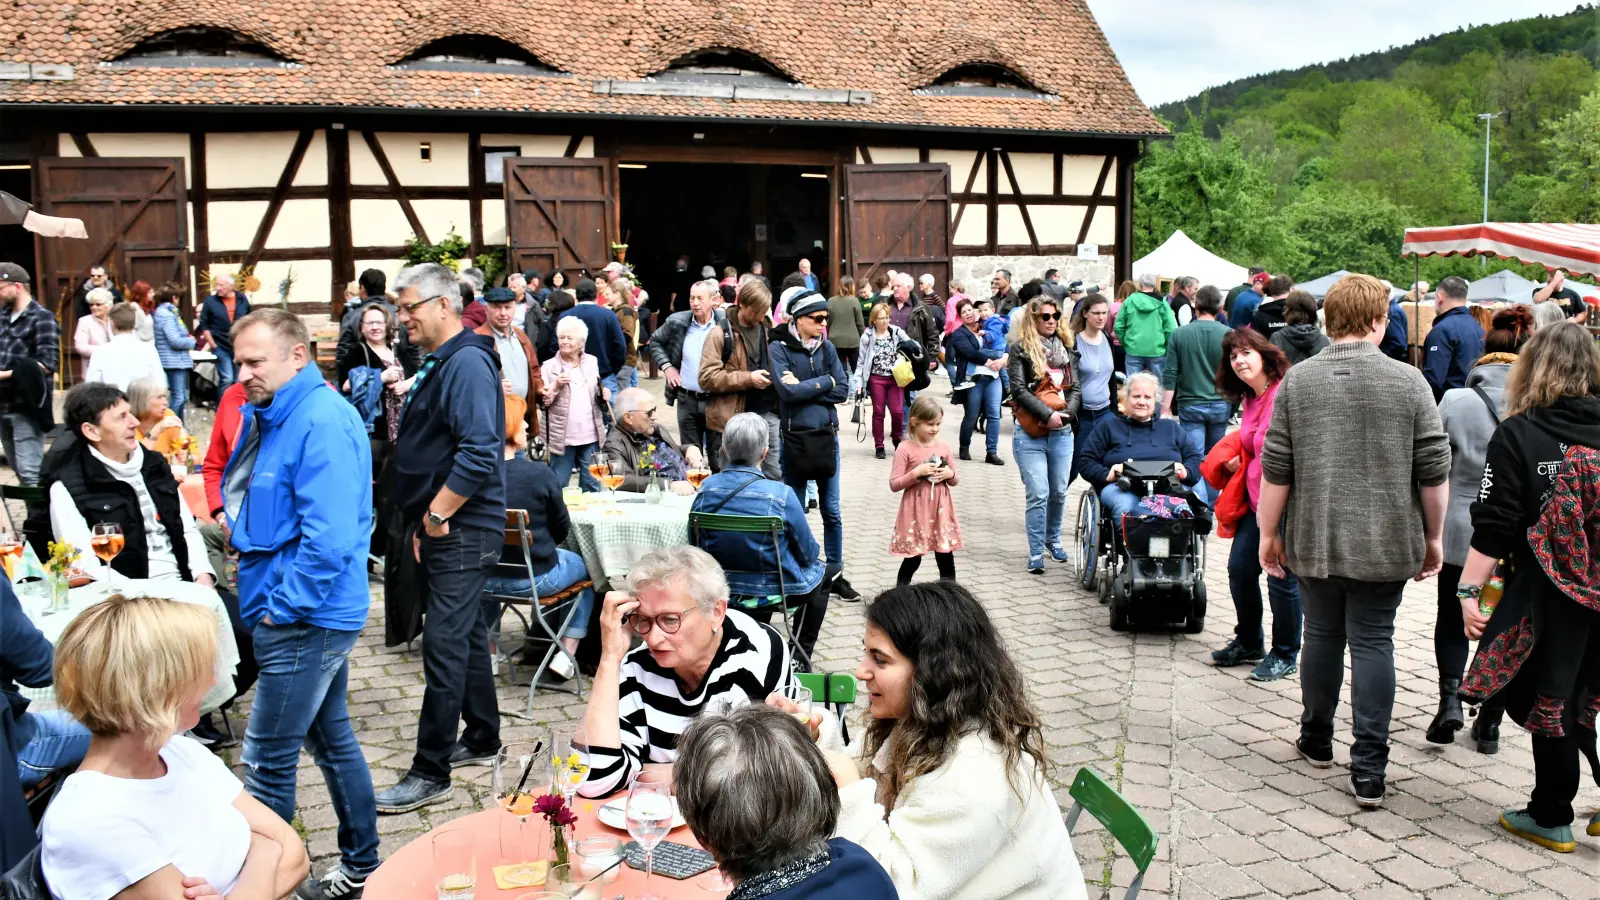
[[46, 573, 70, 614], [549, 821, 571, 868], [644, 472, 664, 504]]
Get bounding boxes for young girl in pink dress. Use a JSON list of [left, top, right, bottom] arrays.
[[890, 395, 964, 584]]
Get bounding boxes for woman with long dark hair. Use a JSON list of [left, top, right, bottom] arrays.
[[945, 298, 1007, 465], [815, 581, 1084, 899], [1068, 293, 1114, 485]]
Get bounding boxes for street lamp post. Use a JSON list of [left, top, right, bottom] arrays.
[[1476, 111, 1502, 268]]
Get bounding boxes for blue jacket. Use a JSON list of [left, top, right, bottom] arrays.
[[768, 322, 849, 432], [946, 325, 1006, 381], [153, 301, 196, 369], [1421, 305, 1485, 400], [1380, 299, 1409, 362], [393, 328, 507, 533], [550, 302, 627, 378], [224, 363, 373, 631], [1076, 412, 1202, 487], [347, 367, 383, 434], [196, 293, 252, 353], [1230, 289, 1262, 332], [761, 838, 898, 900], [691, 465, 825, 597]]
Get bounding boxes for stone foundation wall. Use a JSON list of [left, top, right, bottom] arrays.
[[951, 255, 1115, 294]]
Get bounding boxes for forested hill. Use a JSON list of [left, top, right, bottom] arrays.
[[1157, 5, 1599, 133]]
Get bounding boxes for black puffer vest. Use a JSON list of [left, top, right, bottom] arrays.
[[47, 441, 191, 582]]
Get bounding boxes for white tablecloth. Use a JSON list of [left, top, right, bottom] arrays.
[[18, 578, 240, 714], [563, 493, 693, 593]]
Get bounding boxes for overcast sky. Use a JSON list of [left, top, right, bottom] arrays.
[[1087, 0, 1592, 107]]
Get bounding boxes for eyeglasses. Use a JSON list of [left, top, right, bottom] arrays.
[[806, 314, 830, 324], [637, 407, 658, 418], [625, 606, 699, 635], [1036, 312, 1061, 321], [399, 295, 445, 314]]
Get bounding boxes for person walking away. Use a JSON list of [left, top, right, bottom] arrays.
[[152, 283, 197, 420], [1115, 274, 1177, 380], [1070, 294, 1115, 486], [1380, 287, 1413, 362], [1270, 291, 1329, 365], [376, 264, 508, 814], [221, 309, 380, 899], [476, 287, 543, 443], [0, 263, 58, 486], [1248, 275, 1296, 340], [770, 287, 859, 602], [1160, 286, 1231, 493], [1455, 322, 1600, 852], [1230, 271, 1270, 332], [1422, 276, 1485, 402], [83, 303, 163, 392], [1257, 273, 1450, 808], [700, 279, 780, 478], [946, 299, 1007, 466], [1207, 329, 1302, 683], [197, 273, 251, 385], [1009, 296, 1079, 574], [826, 276, 865, 373], [1427, 306, 1532, 751], [890, 395, 962, 584], [853, 304, 911, 460], [1167, 276, 1198, 327], [1225, 266, 1267, 322], [646, 278, 724, 458]]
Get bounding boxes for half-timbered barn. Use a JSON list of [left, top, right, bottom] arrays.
[[0, 0, 1163, 338]]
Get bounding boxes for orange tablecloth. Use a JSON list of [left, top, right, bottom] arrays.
[[179, 473, 212, 524], [365, 802, 716, 899]]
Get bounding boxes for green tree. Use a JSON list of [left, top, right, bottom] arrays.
[[1282, 182, 1407, 282], [1493, 173, 1558, 221], [1329, 83, 1480, 223], [1532, 87, 1600, 222]]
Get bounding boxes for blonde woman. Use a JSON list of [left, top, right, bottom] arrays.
[[1007, 295, 1079, 572], [852, 303, 911, 458], [127, 376, 189, 462], [40, 595, 307, 899]]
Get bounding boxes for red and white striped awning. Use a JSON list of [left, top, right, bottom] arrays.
[[1402, 222, 1600, 277]]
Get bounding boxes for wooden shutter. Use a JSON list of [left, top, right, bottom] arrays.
[[844, 163, 952, 298], [503, 158, 614, 282]]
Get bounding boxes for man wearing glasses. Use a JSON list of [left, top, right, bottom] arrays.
[[375, 263, 508, 816], [600, 387, 705, 494], [72, 265, 123, 318]]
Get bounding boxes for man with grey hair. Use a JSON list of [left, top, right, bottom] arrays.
[[578, 545, 789, 798], [886, 272, 916, 332], [1115, 273, 1177, 380], [198, 271, 252, 385], [647, 278, 726, 453], [601, 386, 704, 494], [376, 263, 508, 815]]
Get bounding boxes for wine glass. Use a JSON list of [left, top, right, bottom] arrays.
[[782, 678, 815, 726], [585, 453, 611, 496], [685, 465, 711, 490], [492, 742, 547, 887], [548, 723, 589, 805], [625, 770, 674, 900], [91, 523, 124, 593], [0, 525, 22, 583]]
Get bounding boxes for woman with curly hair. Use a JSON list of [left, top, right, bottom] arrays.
[[810, 581, 1084, 899]]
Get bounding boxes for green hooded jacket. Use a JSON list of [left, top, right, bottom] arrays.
[[1115, 291, 1178, 358]]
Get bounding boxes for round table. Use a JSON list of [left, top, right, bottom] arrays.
[[365, 800, 720, 899], [563, 493, 693, 594]]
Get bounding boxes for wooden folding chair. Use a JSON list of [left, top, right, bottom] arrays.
[[485, 509, 591, 718]]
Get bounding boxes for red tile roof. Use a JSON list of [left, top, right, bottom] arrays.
[[0, 0, 1165, 136]]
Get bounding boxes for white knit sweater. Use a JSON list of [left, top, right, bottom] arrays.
[[833, 731, 1087, 900]]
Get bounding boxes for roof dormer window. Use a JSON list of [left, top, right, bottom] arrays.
[[109, 27, 294, 68], [652, 49, 796, 87], [917, 63, 1054, 99], [392, 35, 562, 75]]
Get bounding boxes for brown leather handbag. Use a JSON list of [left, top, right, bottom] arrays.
[[1013, 371, 1069, 439]]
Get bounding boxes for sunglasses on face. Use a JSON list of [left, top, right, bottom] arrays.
[[806, 314, 830, 324], [1036, 312, 1061, 321]]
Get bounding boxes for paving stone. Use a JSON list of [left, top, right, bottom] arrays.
[[1372, 854, 1457, 892]]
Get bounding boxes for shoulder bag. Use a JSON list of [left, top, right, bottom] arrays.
[[1012, 359, 1069, 439], [780, 350, 840, 480]]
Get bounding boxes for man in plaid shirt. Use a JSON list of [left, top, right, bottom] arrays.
[[0, 263, 60, 484]]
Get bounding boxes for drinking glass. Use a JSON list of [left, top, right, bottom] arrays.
[[625, 770, 674, 900], [91, 523, 124, 594], [546, 864, 604, 900], [432, 829, 477, 900], [685, 466, 711, 490], [570, 836, 622, 886], [585, 453, 611, 498], [548, 723, 589, 805], [0, 525, 23, 582], [781, 678, 815, 726], [492, 743, 546, 887]]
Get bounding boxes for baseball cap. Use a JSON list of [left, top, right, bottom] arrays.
[[1251, 271, 1271, 286], [1067, 280, 1085, 294], [0, 263, 30, 286]]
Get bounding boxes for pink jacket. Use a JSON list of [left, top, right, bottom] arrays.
[[1238, 380, 1282, 511], [943, 292, 967, 335]]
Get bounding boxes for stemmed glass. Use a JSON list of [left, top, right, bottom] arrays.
[[625, 770, 674, 900], [492, 742, 547, 888], [90, 523, 124, 593], [548, 723, 589, 806], [597, 451, 626, 511], [0, 525, 23, 583], [782, 678, 815, 726]]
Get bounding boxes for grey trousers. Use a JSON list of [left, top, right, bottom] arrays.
[[759, 411, 783, 480], [0, 412, 44, 486], [1298, 575, 1405, 778]]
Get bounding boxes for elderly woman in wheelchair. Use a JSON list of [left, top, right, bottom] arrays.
[[1076, 372, 1203, 523]]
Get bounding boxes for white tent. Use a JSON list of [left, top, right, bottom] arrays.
[[1132, 230, 1249, 290], [1467, 270, 1540, 304]]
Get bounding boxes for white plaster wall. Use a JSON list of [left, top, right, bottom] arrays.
[[265, 199, 331, 249], [928, 149, 983, 190], [58, 133, 193, 187], [482, 200, 507, 245], [996, 205, 1030, 245], [952, 207, 986, 247], [351, 199, 410, 247], [414, 199, 473, 245], [249, 259, 334, 308], [480, 134, 572, 157], [859, 147, 919, 164], [350, 133, 470, 186], [354, 259, 407, 294], [206, 131, 327, 189], [1000, 152, 1053, 194], [1027, 206, 1086, 246], [206, 200, 269, 251], [1063, 155, 1116, 196]]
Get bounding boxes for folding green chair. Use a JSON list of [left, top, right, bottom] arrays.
[[688, 511, 811, 671], [1064, 767, 1159, 900], [794, 672, 858, 743]]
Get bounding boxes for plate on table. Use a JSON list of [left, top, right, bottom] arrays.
[[596, 796, 686, 831]]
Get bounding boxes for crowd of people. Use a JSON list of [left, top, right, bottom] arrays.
[[0, 249, 1598, 900]]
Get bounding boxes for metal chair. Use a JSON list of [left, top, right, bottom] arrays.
[[795, 672, 858, 743], [688, 510, 811, 671], [1064, 767, 1159, 900], [485, 509, 590, 718]]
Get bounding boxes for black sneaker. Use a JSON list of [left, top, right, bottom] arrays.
[[447, 742, 499, 769], [190, 713, 240, 749], [806, 497, 818, 511], [296, 867, 366, 900], [1249, 654, 1298, 682], [1296, 737, 1334, 769], [875, 447, 887, 459], [984, 453, 1005, 466], [1210, 640, 1265, 668], [1350, 773, 1386, 807], [374, 774, 452, 814], [831, 576, 862, 602], [959, 448, 972, 461]]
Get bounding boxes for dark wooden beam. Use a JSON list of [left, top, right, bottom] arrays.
[[69, 133, 98, 157], [1115, 151, 1134, 283], [1076, 155, 1116, 246], [328, 126, 353, 317], [189, 132, 208, 319], [361, 130, 430, 245], [209, 245, 413, 264], [985, 150, 998, 255], [953, 193, 1103, 205], [241, 129, 315, 273], [1053, 153, 1063, 196], [207, 185, 492, 202], [468, 131, 484, 258], [563, 135, 584, 158], [858, 146, 874, 164], [954, 243, 1116, 257], [948, 153, 985, 240], [997, 151, 1040, 254]]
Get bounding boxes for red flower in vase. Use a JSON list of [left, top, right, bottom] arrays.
[[535, 792, 579, 827]]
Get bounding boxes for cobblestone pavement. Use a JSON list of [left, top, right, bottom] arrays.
[[181, 377, 1598, 899]]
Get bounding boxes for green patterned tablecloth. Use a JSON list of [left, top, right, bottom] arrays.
[[563, 493, 693, 593]]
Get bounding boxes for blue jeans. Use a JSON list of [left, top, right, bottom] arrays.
[[551, 441, 600, 492], [1125, 355, 1163, 381], [1014, 428, 1073, 558], [414, 526, 502, 781], [482, 548, 594, 639], [15, 710, 91, 788], [166, 368, 190, 421], [782, 445, 842, 580], [214, 347, 235, 385], [960, 376, 1002, 456], [1228, 511, 1302, 661], [1179, 400, 1232, 504], [243, 622, 379, 877], [1099, 483, 1143, 522], [1071, 405, 1114, 486], [616, 366, 639, 389]]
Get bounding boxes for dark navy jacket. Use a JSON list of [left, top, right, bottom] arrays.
[[1421, 306, 1485, 401], [758, 838, 898, 900], [1076, 412, 1202, 487], [1380, 299, 1410, 362], [550, 302, 627, 378], [1230, 289, 1263, 332], [768, 323, 849, 433], [1, 580, 51, 869], [196, 292, 252, 354], [394, 328, 507, 533]]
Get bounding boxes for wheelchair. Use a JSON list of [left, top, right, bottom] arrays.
[[1074, 459, 1208, 633]]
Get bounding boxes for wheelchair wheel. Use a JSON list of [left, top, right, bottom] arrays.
[[1109, 572, 1130, 631], [1097, 557, 1113, 605], [1184, 579, 1207, 634], [1075, 493, 1099, 589]]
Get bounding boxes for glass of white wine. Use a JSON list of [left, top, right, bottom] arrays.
[[625, 770, 674, 900]]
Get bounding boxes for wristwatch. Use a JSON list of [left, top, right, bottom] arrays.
[[1455, 583, 1482, 602], [426, 511, 449, 528]]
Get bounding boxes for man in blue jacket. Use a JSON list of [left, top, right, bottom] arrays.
[[377, 263, 507, 816], [1421, 276, 1484, 402], [197, 272, 252, 385], [1380, 293, 1410, 362], [222, 308, 378, 900]]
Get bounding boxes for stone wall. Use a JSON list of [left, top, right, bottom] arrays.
[[951, 254, 1115, 294]]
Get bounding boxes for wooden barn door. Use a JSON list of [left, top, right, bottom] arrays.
[[503, 158, 614, 283], [34, 157, 189, 382], [844, 163, 952, 298]]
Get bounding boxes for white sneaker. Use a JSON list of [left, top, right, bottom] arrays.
[[548, 653, 576, 680]]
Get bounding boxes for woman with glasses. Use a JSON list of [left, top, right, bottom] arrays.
[[577, 546, 789, 798], [1008, 296, 1080, 574]]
